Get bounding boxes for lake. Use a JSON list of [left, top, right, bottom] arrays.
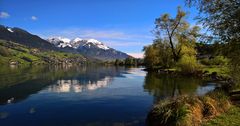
[[0, 65, 217, 126]]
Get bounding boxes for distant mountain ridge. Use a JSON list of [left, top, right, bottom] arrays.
[[47, 37, 130, 60], [0, 25, 131, 61]]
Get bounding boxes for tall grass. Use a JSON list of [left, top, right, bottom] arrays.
[[147, 90, 231, 126]]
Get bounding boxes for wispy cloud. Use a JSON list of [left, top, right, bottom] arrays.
[[0, 11, 10, 18], [31, 16, 38, 21]]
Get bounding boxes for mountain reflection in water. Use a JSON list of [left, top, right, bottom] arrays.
[[48, 77, 112, 93]]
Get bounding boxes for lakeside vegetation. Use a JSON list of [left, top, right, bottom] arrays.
[[144, 0, 240, 125]]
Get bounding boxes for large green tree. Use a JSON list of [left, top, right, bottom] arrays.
[[154, 7, 200, 62]]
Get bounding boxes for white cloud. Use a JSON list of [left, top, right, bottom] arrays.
[[0, 12, 10, 18], [31, 16, 38, 21], [127, 53, 144, 58]]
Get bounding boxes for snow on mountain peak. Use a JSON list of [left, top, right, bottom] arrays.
[[48, 37, 70, 43], [86, 39, 109, 50], [7, 28, 14, 33], [72, 37, 83, 42], [87, 39, 101, 44], [47, 37, 110, 50], [58, 37, 71, 43], [47, 37, 72, 48]]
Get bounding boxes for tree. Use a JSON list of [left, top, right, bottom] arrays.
[[186, 0, 239, 42], [145, 7, 200, 70], [154, 7, 188, 62], [186, 0, 240, 84], [143, 45, 159, 69], [177, 39, 201, 74], [185, 0, 240, 59]]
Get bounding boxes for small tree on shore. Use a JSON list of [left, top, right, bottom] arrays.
[[144, 7, 201, 70]]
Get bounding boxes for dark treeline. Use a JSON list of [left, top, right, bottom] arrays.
[[104, 57, 144, 66]]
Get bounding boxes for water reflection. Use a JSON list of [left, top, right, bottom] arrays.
[[0, 66, 217, 126], [0, 65, 125, 105], [48, 77, 112, 93], [143, 72, 215, 103]]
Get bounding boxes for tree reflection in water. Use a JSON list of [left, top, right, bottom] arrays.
[[143, 72, 204, 104]]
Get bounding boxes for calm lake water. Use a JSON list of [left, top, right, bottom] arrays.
[[0, 66, 217, 126]]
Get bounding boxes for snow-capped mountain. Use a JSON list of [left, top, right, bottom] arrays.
[[47, 37, 72, 48], [48, 37, 109, 50], [47, 37, 130, 60], [0, 25, 129, 61]]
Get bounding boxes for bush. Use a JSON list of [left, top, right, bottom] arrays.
[[177, 55, 202, 74]]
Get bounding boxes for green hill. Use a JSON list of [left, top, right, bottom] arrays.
[[0, 39, 87, 65]]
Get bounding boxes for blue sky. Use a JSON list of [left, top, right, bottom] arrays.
[[0, 0, 198, 58]]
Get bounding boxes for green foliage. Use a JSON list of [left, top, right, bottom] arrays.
[[186, 0, 239, 44], [186, 0, 240, 87], [144, 7, 201, 70], [143, 39, 174, 69], [177, 40, 202, 74], [143, 44, 160, 68], [154, 7, 188, 62], [178, 55, 201, 74]]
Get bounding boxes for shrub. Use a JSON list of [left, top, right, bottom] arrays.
[[177, 55, 202, 74]]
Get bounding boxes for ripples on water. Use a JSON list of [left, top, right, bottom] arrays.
[[0, 65, 217, 126]]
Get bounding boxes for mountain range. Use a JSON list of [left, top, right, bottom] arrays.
[[47, 37, 130, 60], [0, 25, 130, 61]]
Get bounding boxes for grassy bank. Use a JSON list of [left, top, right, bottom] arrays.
[[147, 90, 231, 126]]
